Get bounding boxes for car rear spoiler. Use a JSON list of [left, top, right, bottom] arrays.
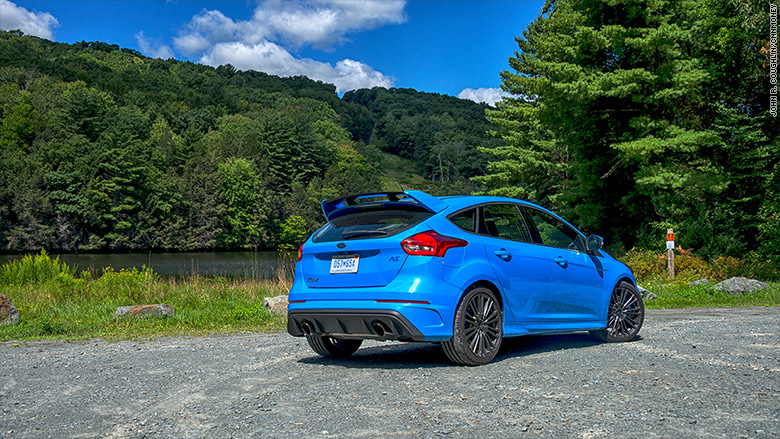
[[321, 190, 448, 222]]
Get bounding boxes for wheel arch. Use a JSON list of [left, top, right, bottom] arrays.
[[613, 276, 637, 290], [464, 279, 504, 311], [442, 259, 507, 315]]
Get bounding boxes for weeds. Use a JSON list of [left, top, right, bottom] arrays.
[[620, 248, 780, 309], [0, 250, 77, 286], [621, 247, 780, 283], [0, 251, 288, 341]]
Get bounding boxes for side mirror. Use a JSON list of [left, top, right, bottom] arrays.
[[586, 235, 603, 252]]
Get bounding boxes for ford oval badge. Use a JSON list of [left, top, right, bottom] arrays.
[[336, 242, 346, 249]]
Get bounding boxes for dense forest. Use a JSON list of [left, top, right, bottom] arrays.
[[0, 30, 495, 252], [478, 0, 778, 258]]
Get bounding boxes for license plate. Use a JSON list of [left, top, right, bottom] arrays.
[[330, 255, 359, 274]]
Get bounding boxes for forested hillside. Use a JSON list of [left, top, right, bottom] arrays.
[[3, 0, 777, 261], [343, 87, 499, 186], [0, 30, 493, 252]]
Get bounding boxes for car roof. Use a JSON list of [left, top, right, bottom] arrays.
[[438, 195, 537, 212]]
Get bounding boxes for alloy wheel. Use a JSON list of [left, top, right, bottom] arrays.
[[606, 284, 643, 339]]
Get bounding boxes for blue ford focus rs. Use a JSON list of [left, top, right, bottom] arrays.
[[287, 191, 644, 365]]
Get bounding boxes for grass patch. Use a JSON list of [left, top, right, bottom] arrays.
[[642, 279, 780, 309], [0, 252, 292, 342]]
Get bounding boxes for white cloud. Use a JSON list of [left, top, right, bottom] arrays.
[[135, 32, 174, 59], [201, 41, 295, 76], [329, 59, 393, 93], [252, 5, 338, 48], [176, 1, 405, 51], [173, 33, 211, 56], [251, 0, 406, 48], [0, 0, 58, 39], [169, 0, 404, 93], [185, 9, 240, 43], [458, 87, 510, 106], [200, 41, 392, 93]]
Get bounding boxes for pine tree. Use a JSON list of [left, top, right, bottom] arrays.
[[477, 0, 775, 252]]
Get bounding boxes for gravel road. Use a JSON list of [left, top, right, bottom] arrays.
[[1, 307, 778, 438]]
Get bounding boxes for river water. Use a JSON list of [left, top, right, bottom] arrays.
[[0, 251, 295, 278]]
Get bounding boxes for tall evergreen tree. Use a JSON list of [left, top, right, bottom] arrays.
[[478, 0, 776, 253]]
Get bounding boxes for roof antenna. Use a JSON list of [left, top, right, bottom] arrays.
[[393, 175, 405, 192]]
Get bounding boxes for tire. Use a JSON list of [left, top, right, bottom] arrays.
[[442, 286, 503, 366], [591, 281, 644, 342], [306, 335, 362, 358]]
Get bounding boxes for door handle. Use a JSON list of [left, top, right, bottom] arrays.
[[494, 249, 511, 261], [554, 256, 567, 267]]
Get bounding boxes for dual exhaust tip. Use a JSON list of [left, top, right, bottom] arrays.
[[299, 320, 391, 337], [372, 321, 390, 337], [301, 321, 314, 336]]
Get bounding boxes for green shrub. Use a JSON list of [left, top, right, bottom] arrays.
[[669, 248, 710, 282], [620, 248, 666, 281], [0, 250, 78, 286], [741, 254, 780, 281], [621, 248, 780, 283], [228, 302, 274, 322], [709, 256, 744, 281]]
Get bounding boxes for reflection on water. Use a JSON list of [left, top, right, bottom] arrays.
[[0, 251, 295, 278]]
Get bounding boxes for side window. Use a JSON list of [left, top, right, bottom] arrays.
[[522, 207, 584, 251], [449, 208, 477, 232], [481, 204, 532, 242]]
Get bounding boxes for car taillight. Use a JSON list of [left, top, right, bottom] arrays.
[[297, 243, 304, 262], [401, 231, 468, 257]]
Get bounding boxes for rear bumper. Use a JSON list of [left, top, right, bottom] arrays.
[[288, 309, 425, 341], [287, 258, 462, 341]]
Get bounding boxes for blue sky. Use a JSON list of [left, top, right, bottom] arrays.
[[0, 0, 544, 104]]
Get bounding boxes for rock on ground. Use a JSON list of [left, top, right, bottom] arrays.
[[263, 295, 289, 316], [637, 285, 658, 301], [689, 279, 710, 286], [713, 277, 768, 295], [114, 304, 175, 319], [0, 294, 20, 325]]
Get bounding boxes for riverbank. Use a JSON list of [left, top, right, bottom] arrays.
[[1, 252, 779, 342], [0, 252, 289, 341]]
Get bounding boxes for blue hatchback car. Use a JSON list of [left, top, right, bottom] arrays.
[[287, 191, 644, 365]]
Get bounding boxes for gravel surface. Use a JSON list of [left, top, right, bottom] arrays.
[[1, 307, 778, 438]]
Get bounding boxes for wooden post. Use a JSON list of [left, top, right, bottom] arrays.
[[666, 228, 675, 279]]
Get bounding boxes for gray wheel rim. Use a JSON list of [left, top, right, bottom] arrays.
[[606, 286, 642, 338], [464, 292, 501, 357]]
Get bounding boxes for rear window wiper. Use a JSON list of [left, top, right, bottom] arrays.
[[341, 230, 389, 239]]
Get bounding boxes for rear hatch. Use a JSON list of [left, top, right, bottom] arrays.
[[300, 191, 446, 288]]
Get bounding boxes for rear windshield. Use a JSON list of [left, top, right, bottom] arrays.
[[312, 206, 433, 242]]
